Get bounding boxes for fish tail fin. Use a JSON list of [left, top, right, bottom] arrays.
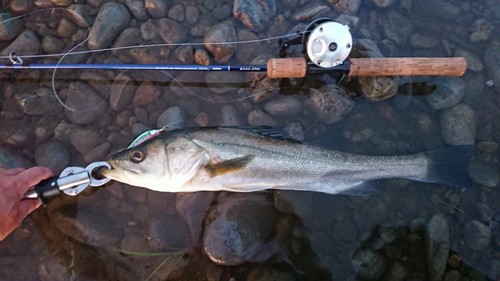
[[424, 145, 474, 190]]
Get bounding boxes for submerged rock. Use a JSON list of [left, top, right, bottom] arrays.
[[1, 30, 41, 60], [0, 13, 24, 41], [466, 161, 500, 187], [426, 213, 450, 281], [484, 41, 500, 94], [307, 85, 354, 124], [327, 0, 361, 14], [204, 22, 237, 63], [352, 248, 386, 280], [439, 104, 476, 145], [15, 88, 62, 116], [426, 77, 465, 110], [233, 0, 277, 32], [35, 141, 70, 175], [87, 2, 130, 50], [463, 220, 491, 250], [65, 82, 108, 125]]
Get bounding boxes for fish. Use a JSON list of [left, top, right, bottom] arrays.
[[100, 127, 471, 194]]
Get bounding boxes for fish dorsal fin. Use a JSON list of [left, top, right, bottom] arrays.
[[236, 126, 302, 143], [205, 155, 255, 177]]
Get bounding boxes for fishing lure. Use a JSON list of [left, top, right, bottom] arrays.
[[127, 126, 169, 148]]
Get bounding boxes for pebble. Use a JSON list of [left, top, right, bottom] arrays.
[[194, 112, 209, 127], [466, 161, 500, 187], [382, 10, 412, 46], [426, 213, 450, 281], [133, 81, 160, 107], [9, 0, 33, 14], [146, 214, 191, 250], [15, 88, 62, 116], [195, 48, 211, 65], [292, 4, 330, 21], [203, 194, 281, 266], [174, 45, 194, 64], [87, 2, 130, 50], [156, 18, 186, 44], [140, 21, 157, 40], [65, 82, 108, 125], [306, 85, 354, 124], [0, 13, 24, 41], [463, 220, 492, 250], [372, 0, 397, 8], [327, 0, 361, 14], [41, 35, 65, 54], [412, 0, 460, 21], [248, 110, 280, 127], [83, 142, 111, 163], [439, 104, 476, 145], [145, 0, 168, 18], [66, 4, 92, 28], [204, 22, 237, 63], [233, 0, 277, 32], [0, 148, 25, 169], [235, 29, 260, 63], [130, 123, 150, 137], [205, 71, 245, 94], [484, 41, 500, 94], [351, 248, 386, 280], [384, 262, 407, 281], [168, 4, 185, 22], [56, 18, 78, 38], [0, 119, 35, 148], [221, 105, 244, 126], [69, 127, 101, 155], [176, 192, 214, 241], [185, 5, 199, 25], [469, 18, 494, 42], [264, 96, 302, 118], [284, 122, 305, 141], [125, 0, 148, 21], [157, 106, 186, 129], [475, 202, 494, 223], [455, 49, 483, 72], [35, 141, 70, 174], [1, 30, 41, 59], [110, 74, 135, 111], [426, 77, 466, 110], [409, 33, 440, 49]]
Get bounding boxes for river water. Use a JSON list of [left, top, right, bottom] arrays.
[[0, 0, 499, 280]]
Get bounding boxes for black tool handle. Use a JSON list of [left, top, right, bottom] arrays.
[[33, 177, 61, 204]]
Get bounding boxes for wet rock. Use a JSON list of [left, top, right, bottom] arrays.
[[233, 0, 277, 32], [140, 21, 157, 40], [247, 266, 295, 281], [409, 33, 440, 49], [307, 85, 354, 124], [168, 4, 185, 22], [112, 28, 141, 62], [470, 18, 494, 42], [133, 81, 161, 107], [203, 194, 281, 265], [292, 4, 330, 21], [15, 88, 62, 116], [176, 192, 214, 241], [65, 82, 108, 125], [9, 0, 33, 14], [204, 22, 237, 63], [221, 105, 244, 126], [41, 35, 64, 54], [195, 112, 209, 127], [382, 10, 412, 46], [125, 0, 148, 21], [466, 161, 499, 188], [156, 18, 186, 44], [264, 96, 302, 118], [131, 123, 150, 137], [484, 41, 500, 94], [476, 202, 494, 223], [284, 122, 304, 141], [0, 119, 35, 148], [185, 5, 199, 25], [352, 248, 386, 280], [56, 18, 78, 38], [157, 106, 186, 129], [373, 0, 397, 8], [455, 49, 483, 72], [1, 30, 41, 59], [121, 233, 150, 252], [110, 73, 135, 111], [385, 262, 407, 281], [359, 75, 399, 101], [463, 220, 491, 250], [35, 141, 70, 175], [426, 77, 466, 110], [0, 13, 24, 41], [69, 127, 101, 155], [195, 48, 211, 65], [145, 0, 168, 18], [146, 214, 191, 250], [83, 142, 111, 163], [248, 110, 279, 127], [0, 148, 25, 169], [174, 45, 194, 64], [332, 219, 358, 243], [327, 0, 360, 14], [236, 29, 260, 63], [413, 0, 460, 21], [66, 4, 92, 28], [426, 213, 450, 281], [88, 2, 130, 50], [205, 71, 245, 94], [439, 104, 476, 145]]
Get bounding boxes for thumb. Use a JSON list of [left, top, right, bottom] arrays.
[[14, 167, 54, 196]]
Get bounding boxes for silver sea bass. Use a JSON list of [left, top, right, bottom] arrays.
[[101, 127, 470, 194]]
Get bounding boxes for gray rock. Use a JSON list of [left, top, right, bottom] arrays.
[[221, 105, 244, 126], [133, 81, 160, 107], [273, 190, 313, 220], [168, 4, 185, 22], [455, 49, 483, 72], [0, 13, 24, 41], [157, 106, 186, 129], [176, 192, 214, 241], [248, 110, 280, 127], [463, 220, 491, 250], [146, 214, 191, 250], [112, 28, 141, 63], [382, 10, 412, 46], [145, 0, 168, 18], [327, 0, 361, 14], [65, 82, 108, 125], [439, 104, 476, 145], [69, 127, 101, 155], [373, 0, 398, 8], [185, 5, 200, 25], [140, 21, 157, 40], [203, 194, 281, 265], [235, 29, 260, 63], [9, 0, 33, 14], [264, 96, 302, 118], [426, 213, 450, 281], [41, 35, 65, 54], [15, 88, 62, 116], [0, 119, 35, 148], [131, 123, 151, 137], [284, 122, 304, 141], [156, 18, 186, 44], [292, 4, 330, 21], [352, 248, 386, 280], [110, 73, 135, 111], [205, 72, 245, 94], [469, 18, 494, 42], [35, 141, 70, 175], [125, 0, 149, 21], [87, 2, 130, 50], [174, 45, 194, 64], [213, 3, 232, 20], [83, 142, 111, 163], [0, 148, 25, 169], [409, 33, 440, 49], [426, 77, 466, 110], [475, 202, 494, 223], [412, 0, 460, 21], [332, 220, 359, 243], [204, 22, 237, 63], [307, 85, 354, 124], [358, 75, 399, 101], [484, 41, 500, 94], [467, 161, 499, 188], [233, 0, 277, 32], [66, 4, 92, 28], [1, 30, 41, 59]]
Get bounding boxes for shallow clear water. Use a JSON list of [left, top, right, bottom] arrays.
[[0, 0, 499, 280]]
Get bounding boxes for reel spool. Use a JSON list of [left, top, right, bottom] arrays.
[[301, 19, 352, 68]]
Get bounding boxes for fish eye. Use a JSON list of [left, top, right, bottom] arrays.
[[130, 150, 145, 163]]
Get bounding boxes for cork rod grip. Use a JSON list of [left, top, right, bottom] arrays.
[[349, 57, 467, 77], [267, 58, 307, 79]]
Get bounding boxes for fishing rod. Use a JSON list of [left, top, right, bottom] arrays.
[[2, 19, 467, 79]]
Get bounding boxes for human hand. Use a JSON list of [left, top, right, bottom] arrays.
[[0, 167, 53, 241]]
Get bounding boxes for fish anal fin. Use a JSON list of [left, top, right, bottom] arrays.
[[205, 155, 255, 177]]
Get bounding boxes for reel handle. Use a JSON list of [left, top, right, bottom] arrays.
[[266, 57, 467, 78]]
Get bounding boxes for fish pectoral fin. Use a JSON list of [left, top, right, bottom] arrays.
[[204, 155, 255, 177]]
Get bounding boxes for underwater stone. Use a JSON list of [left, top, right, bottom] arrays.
[[264, 96, 302, 118], [327, 0, 361, 14], [307, 85, 354, 124], [35, 141, 70, 175], [352, 248, 386, 280], [0, 13, 24, 41], [467, 161, 500, 188], [426, 77, 466, 110], [87, 2, 130, 50], [248, 110, 280, 127], [233, 0, 277, 32], [463, 220, 492, 250], [221, 105, 244, 127], [157, 106, 186, 129], [439, 104, 476, 145], [382, 10, 412, 46], [145, 0, 168, 18], [65, 82, 108, 125], [484, 41, 500, 94], [1, 30, 40, 60], [426, 213, 450, 281], [156, 18, 186, 44], [125, 0, 148, 21], [204, 22, 237, 63], [15, 88, 62, 116]]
